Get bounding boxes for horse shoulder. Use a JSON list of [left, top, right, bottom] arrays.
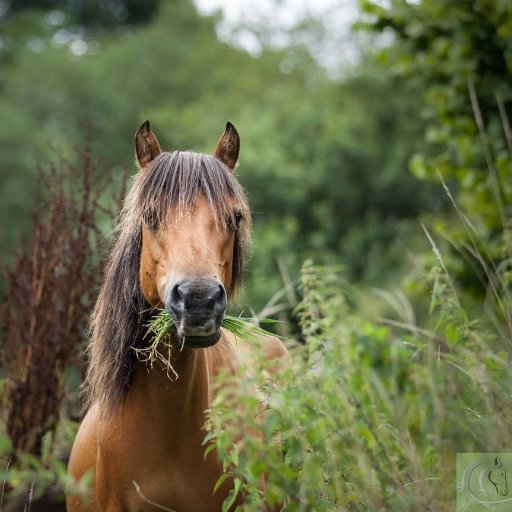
[[261, 333, 288, 361], [223, 327, 288, 371], [66, 404, 100, 512]]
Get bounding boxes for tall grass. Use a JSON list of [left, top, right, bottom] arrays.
[[207, 256, 512, 511]]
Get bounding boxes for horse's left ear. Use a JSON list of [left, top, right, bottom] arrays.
[[213, 121, 240, 171], [135, 120, 162, 169]]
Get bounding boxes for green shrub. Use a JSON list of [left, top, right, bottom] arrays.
[[207, 259, 512, 511]]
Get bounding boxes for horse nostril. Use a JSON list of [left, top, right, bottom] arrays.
[[171, 283, 184, 303], [216, 284, 226, 308], [167, 283, 185, 318], [203, 283, 225, 310]]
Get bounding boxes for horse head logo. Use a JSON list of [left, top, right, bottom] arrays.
[[458, 454, 512, 507], [488, 456, 508, 497]]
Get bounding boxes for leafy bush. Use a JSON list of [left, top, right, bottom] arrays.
[[360, 0, 512, 296], [0, 421, 90, 509], [208, 256, 512, 511]]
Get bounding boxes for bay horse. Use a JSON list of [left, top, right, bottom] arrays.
[[66, 121, 287, 512]]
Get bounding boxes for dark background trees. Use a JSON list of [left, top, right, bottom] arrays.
[[0, 0, 435, 309], [362, 0, 512, 300]]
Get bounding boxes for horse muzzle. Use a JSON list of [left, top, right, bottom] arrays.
[[165, 278, 227, 348]]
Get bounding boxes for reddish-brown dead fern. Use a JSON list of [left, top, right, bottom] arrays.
[[0, 139, 124, 456]]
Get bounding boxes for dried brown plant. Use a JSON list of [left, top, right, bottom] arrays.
[[0, 138, 123, 456]]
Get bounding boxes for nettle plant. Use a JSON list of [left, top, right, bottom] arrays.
[[207, 258, 512, 511]]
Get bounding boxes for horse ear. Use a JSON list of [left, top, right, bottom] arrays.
[[135, 120, 162, 169], [213, 121, 240, 171]]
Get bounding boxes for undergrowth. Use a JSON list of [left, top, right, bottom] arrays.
[[207, 257, 512, 511]]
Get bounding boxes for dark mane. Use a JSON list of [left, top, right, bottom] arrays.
[[84, 151, 251, 413]]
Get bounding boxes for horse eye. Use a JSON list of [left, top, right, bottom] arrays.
[[144, 208, 160, 231], [227, 210, 243, 231]]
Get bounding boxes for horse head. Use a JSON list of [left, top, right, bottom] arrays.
[[134, 120, 248, 348], [489, 456, 508, 497]]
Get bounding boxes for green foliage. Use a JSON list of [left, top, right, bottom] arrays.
[[360, 0, 512, 294], [0, 417, 90, 507], [0, 0, 436, 309], [208, 258, 512, 510]]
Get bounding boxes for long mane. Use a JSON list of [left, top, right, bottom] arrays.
[[84, 151, 250, 413]]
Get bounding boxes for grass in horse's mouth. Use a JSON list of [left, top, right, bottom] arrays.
[[133, 310, 272, 379]]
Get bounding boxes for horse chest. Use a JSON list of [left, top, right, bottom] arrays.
[[96, 410, 228, 512]]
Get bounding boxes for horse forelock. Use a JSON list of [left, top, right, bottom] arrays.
[[83, 151, 251, 413]]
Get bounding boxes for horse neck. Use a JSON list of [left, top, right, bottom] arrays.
[[131, 346, 213, 429]]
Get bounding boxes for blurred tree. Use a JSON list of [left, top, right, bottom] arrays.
[[5, 0, 161, 27], [0, 0, 435, 309], [0, 0, 162, 70], [236, 61, 438, 306], [361, 0, 512, 295]]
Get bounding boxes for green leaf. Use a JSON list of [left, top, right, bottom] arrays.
[[222, 478, 241, 512], [203, 443, 216, 460], [213, 473, 230, 495]]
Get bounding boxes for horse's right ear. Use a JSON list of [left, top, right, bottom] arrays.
[[135, 120, 162, 169]]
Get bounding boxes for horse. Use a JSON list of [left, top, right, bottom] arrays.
[[66, 120, 288, 512]]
